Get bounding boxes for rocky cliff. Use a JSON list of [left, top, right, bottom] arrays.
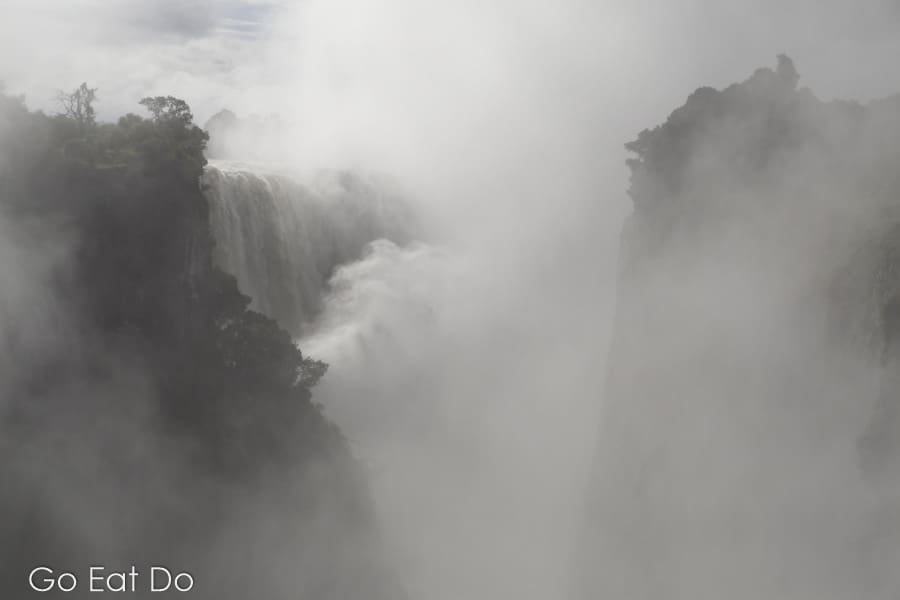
[[0, 90, 401, 599], [578, 56, 900, 600]]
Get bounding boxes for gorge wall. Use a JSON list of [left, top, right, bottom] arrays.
[[0, 92, 401, 599], [578, 56, 900, 600]]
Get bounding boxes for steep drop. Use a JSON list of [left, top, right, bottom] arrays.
[[578, 57, 900, 600], [204, 162, 415, 335]]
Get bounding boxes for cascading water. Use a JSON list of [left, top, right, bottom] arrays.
[[204, 158, 601, 598], [204, 161, 416, 335]]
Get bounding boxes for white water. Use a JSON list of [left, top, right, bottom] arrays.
[[204, 161, 415, 335], [204, 161, 611, 599]]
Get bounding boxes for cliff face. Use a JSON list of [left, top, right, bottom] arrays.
[[0, 93, 400, 599], [578, 57, 900, 599]]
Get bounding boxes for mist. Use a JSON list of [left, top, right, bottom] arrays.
[[3, 1, 900, 599], [211, 3, 900, 598]]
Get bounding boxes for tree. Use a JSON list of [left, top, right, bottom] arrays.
[[136, 96, 209, 181], [776, 53, 800, 89], [139, 96, 193, 127], [57, 83, 97, 133]]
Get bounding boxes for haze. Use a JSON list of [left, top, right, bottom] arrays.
[[4, 1, 900, 600]]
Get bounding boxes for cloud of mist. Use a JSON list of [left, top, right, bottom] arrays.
[[199, 2, 630, 597], [5, 1, 900, 599], [195, 2, 900, 599], [573, 63, 900, 599], [0, 209, 175, 590]]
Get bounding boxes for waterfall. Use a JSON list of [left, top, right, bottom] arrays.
[[204, 161, 415, 334], [201, 157, 599, 599]]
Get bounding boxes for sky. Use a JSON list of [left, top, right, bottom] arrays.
[[3, 0, 900, 126], [3, 0, 900, 222]]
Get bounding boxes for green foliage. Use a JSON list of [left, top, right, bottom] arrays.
[[623, 55, 834, 215], [219, 309, 307, 389], [135, 96, 209, 181], [620, 56, 900, 487], [299, 358, 329, 388], [0, 85, 334, 475], [0, 82, 403, 600], [0, 87, 209, 182], [139, 95, 194, 126]]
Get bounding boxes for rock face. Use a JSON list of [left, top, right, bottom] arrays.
[[0, 92, 403, 599], [577, 57, 900, 600]]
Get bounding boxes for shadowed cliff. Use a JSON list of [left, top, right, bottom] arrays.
[[0, 87, 402, 599], [578, 56, 900, 600]]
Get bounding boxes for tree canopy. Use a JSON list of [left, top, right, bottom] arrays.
[[140, 95, 194, 126]]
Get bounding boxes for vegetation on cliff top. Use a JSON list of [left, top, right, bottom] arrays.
[[0, 83, 395, 598], [619, 56, 900, 484]]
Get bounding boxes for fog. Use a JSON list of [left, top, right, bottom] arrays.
[[3, 1, 900, 599]]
